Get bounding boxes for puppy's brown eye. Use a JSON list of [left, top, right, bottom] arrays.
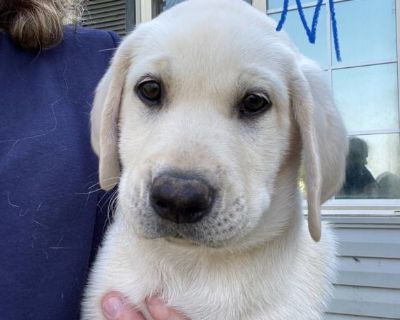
[[137, 80, 162, 105], [240, 93, 272, 117]]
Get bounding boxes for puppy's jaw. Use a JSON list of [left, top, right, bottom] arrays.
[[118, 164, 262, 248]]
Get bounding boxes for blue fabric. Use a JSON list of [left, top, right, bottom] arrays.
[[0, 26, 119, 320]]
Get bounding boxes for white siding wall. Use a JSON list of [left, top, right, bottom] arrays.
[[324, 215, 400, 319]]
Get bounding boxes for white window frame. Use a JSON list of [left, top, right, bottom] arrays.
[[135, 0, 152, 23], [134, 0, 400, 215]]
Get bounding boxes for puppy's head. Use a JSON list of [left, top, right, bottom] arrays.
[[91, 0, 347, 248]]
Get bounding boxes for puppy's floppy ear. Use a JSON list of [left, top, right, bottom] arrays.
[[91, 41, 132, 191], [291, 58, 348, 241]]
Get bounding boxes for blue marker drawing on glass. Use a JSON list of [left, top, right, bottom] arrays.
[[328, 0, 341, 62], [276, 0, 342, 62]]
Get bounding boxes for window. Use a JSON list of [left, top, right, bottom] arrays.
[[267, 0, 400, 201], [152, 0, 253, 17]]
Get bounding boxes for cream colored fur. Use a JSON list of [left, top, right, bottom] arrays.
[[82, 0, 348, 319]]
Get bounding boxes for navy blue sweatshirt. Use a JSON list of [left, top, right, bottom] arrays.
[[0, 26, 119, 319]]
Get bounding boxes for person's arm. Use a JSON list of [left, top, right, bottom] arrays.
[[102, 292, 187, 320]]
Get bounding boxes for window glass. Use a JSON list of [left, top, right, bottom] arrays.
[[270, 6, 327, 66], [333, 0, 396, 66], [337, 134, 400, 199], [267, 0, 316, 10], [332, 63, 399, 132], [268, 1, 400, 201], [163, 0, 184, 11], [155, 0, 252, 15]]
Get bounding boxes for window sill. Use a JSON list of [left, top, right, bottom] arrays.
[[302, 199, 400, 215]]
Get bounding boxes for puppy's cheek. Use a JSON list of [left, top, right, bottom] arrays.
[[236, 185, 271, 237], [243, 180, 270, 216], [201, 177, 256, 244], [118, 171, 144, 213], [254, 186, 271, 217], [118, 170, 173, 239], [118, 173, 136, 221]]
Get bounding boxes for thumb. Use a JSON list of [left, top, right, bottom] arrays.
[[102, 292, 146, 320]]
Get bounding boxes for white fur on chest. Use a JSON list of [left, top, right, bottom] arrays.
[[82, 217, 335, 320]]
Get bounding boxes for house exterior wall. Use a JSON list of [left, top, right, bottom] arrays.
[[324, 215, 400, 319], [82, 0, 128, 35]]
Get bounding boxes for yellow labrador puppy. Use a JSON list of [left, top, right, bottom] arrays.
[[82, 0, 348, 319]]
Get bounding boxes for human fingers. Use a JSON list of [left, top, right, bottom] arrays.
[[102, 292, 146, 320], [146, 296, 187, 320]]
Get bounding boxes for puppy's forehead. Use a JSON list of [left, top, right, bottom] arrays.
[[131, 0, 293, 83]]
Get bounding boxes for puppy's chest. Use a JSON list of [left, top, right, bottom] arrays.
[[94, 224, 319, 320], [150, 270, 268, 319], [117, 251, 290, 319]]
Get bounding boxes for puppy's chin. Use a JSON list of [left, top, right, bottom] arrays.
[[140, 230, 229, 249], [164, 235, 201, 247], [134, 222, 236, 249]]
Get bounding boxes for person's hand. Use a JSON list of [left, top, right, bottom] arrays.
[[101, 292, 187, 320]]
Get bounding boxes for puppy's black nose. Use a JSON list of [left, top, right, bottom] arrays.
[[150, 173, 214, 224]]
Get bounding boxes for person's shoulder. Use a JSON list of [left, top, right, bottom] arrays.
[[63, 25, 121, 50]]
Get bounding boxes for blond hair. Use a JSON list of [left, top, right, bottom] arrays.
[[0, 0, 84, 50]]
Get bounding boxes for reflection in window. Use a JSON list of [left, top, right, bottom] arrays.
[[338, 135, 400, 199], [267, 1, 399, 201], [154, 0, 183, 14], [338, 137, 379, 198], [333, 63, 399, 132]]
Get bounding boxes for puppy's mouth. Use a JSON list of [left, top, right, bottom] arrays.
[[164, 234, 200, 247]]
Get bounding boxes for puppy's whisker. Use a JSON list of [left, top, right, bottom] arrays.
[[77, 187, 103, 195], [106, 189, 119, 223]]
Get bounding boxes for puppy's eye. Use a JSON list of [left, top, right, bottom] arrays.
[[136, 80, 162, 105], [240, 93, 272, 117]]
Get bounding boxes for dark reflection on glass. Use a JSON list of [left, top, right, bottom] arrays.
[[153, 0, 182, 17], [338, 136, 400, 199], [377, 172, 400, 198], [161, 0, 184, 11], [338, 137, 379, 198]]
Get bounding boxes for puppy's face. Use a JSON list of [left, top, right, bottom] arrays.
[[92, 0, 347, 247], [117, 3, 294, 248]]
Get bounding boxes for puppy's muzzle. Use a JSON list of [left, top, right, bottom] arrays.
[[150, 172, 215, 224]]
